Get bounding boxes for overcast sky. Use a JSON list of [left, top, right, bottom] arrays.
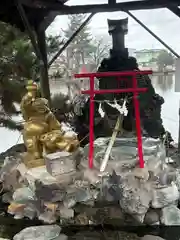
[[46, 0, 180, 53]]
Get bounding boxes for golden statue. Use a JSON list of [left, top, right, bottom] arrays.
[[20, 80, 79, 168]]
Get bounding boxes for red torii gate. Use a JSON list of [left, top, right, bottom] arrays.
[[74, 70, 153, 170]]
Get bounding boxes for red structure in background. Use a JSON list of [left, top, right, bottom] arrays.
[[80, 65, 88, 74], [74, 70, 153, 170]]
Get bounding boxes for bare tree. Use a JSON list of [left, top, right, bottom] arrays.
[[88, 39, 110, 70]]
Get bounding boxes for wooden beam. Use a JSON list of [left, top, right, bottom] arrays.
[[168, 6, 180, 18], [127, 10, 180, 58], [39, 11, 59, 31], [15, 0, 42, 61], [36, 28, 51, 102], [108, 0, 116, 5], [36, 0, 67, 31], [37, 0, 180, 15]]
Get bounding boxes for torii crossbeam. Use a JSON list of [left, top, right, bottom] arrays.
[[74, 70, 153, 170]]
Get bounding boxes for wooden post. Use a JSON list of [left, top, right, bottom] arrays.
[[132, 74, 144, 168], [36, 29, 51, 102], [89, 76, 95, 169]]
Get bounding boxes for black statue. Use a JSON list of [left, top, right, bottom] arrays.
[[73, 18, 173, 146]]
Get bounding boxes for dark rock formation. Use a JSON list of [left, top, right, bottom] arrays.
[[0, 144, 26, 163]]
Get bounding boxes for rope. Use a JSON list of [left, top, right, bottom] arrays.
[[92, 99, 126, 103]]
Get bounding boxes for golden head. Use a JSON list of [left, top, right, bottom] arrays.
[[26, 80, 38, 92]]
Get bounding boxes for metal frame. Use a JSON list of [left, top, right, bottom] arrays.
[[34, 0, 180, 15]]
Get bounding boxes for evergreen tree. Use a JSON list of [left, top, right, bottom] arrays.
[[63, 14, 93, 72], [0, 21, 63, 131]]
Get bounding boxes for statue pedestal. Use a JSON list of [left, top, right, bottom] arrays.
[[45, 151, 76, 177]]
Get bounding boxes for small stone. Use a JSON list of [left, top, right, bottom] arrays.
[[16, 163, 28, 176], [35, 180, 66, 202], [44, 202, 58, 213], [175, 170, 180, 191], [38, 211, 57, 224], [161, 205, 180, 225], [83, 169, 101, 185], [8, 203, 25, 215], [14, 214, 24, 219], [13, 187, 35, 204], [119, 176, 151, 222], [141, 235, 165, 240], [23, 205, 36, 219], [132, 214, 146, 223], [24, 166, 57, 189], [63, 187, 77, 208], [13, 225, 61, 240], [132, 167, 149, 181], [151, 183, 179, 208], [3, 169, 22, 191], [158, 170, 176, 186], [108, 206, 124, 220], [59, 206, 74, 219], [144, 209, 160, 225], [2, 192, 12, 203], [0, 156, 20, 182], [55, 234, 68, 240]]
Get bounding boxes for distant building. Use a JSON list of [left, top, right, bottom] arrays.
[[135, 49, 162, 66]]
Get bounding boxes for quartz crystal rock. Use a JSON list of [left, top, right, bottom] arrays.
[[13, 187, 36, 204], [161, 205, 180, 225], [59, 205, 74, 219], [144, 209, 160, 225], [119, 176, 152, 222], [35, 180, 66, 202], [141, 236, 165, 240], [1, 136, 179, 226], [151, 183, 179, 208], [13, 225, 62, 240]]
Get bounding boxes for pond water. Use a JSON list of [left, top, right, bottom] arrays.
[[0, 75, 179, 153], [152, 75, 179, 142]]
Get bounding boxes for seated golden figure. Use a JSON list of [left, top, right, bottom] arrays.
[[40, 130, 79, 154], [21, 80, 79, 168]]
